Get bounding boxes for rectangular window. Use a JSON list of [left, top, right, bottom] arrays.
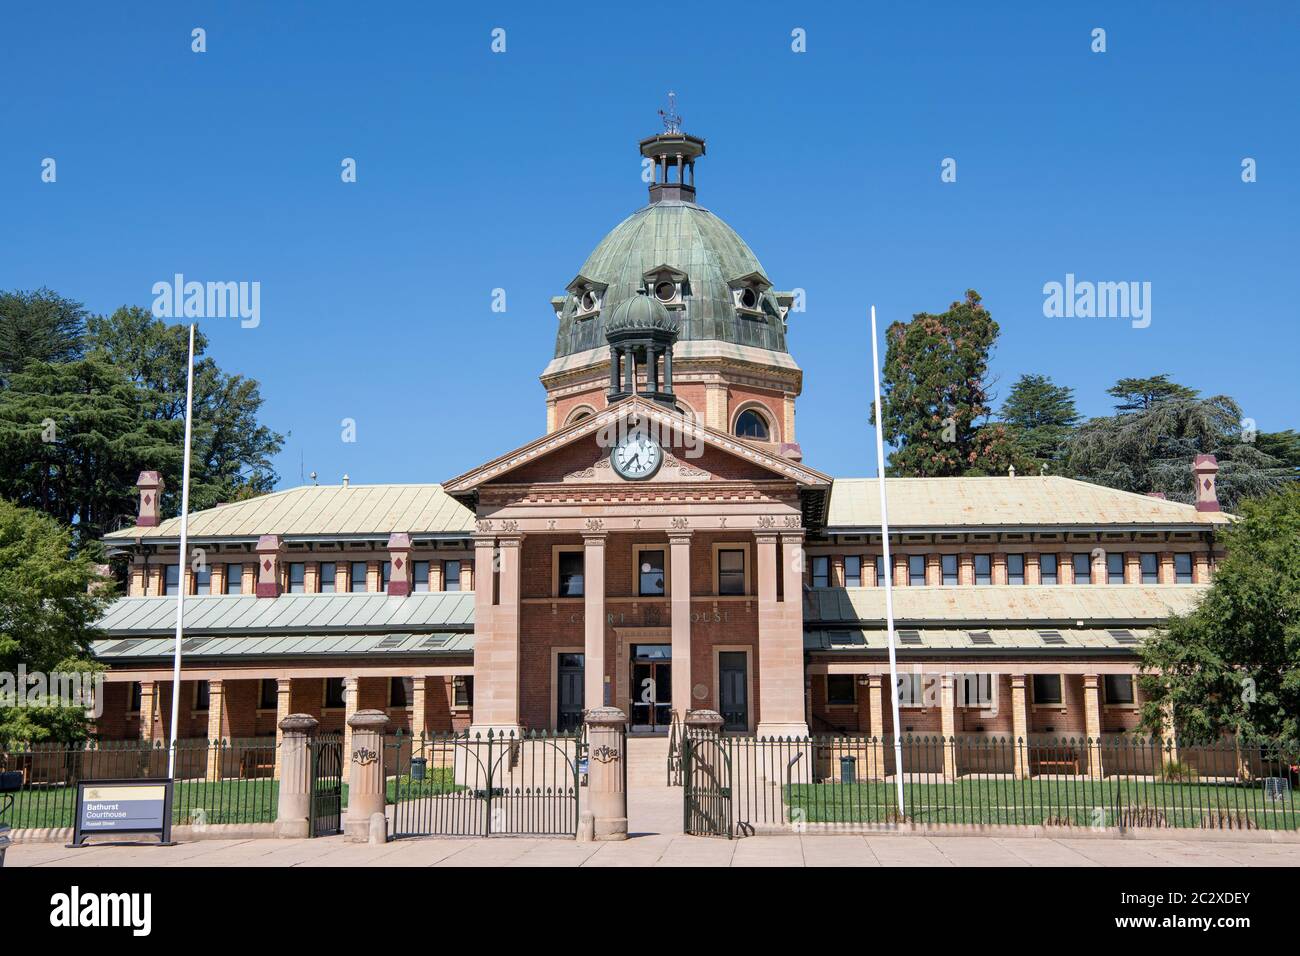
[[453, 675, 473, 708], [129, 682, 142, 712], [443, 560, 462, 592], [288, 562, 306, 593], [324, 677, 346, 709], [876, 556, 887, 586], [1032, 674, 1062, 705], [638, 550, 665, 596], [350, 561, 368, 592], [382, 561, 392, 592], [412, 560, 430, 593], [1140, 552, 1159, 584], [194, 680, 210, 711], [1073, 553, 1093, 584], [843, 555, 862, 588], [224, 563, 243, 595], [164, 563, 180, 596], [194, 563, 212, 594], [259, 679, 278, 711], [319, 562, 337, 593], [907, 555, 925, 585], [558, 551, 585, 597], [1107, 552, 1125, 584], [1104, 674, 1135, 705], [959, 674, 994, 708], [1040, 553, 1058, 585], [1174, 553, 1193, 584], [811, 555, 830, 588], [389, 677, 412, 708], [974, 554, 991, 585], [1006, 554, 1025, 586], [941, 554, 958, 585], [826, 674, 856, 706], [718, 549, 745, 595]]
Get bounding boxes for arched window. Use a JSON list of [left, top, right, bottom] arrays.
[[735, 409, 770, 440], [565, 406, 595, 426]]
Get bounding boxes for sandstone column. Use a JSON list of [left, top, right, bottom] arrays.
[[940, 673, 957, 782], [344, 709, 389, 843], [410, 676, 427, 757], [274, 713, 318, 838], [139, 680, 157, 742], [341, 676, 358, 766], [669, 531, 693, 720], [1011, 674, 1030, 779], [756, 531, 808, 738], [273, 677, 292, 779], [205, 679, 225, 781], [579, 707, 628, 842], [471, 535, 522, 734], [867, 674, 886, 779], [1082, 674, 1102, 777], [583, 533, 607, 711]]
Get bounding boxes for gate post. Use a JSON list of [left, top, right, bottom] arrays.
[[686, 709, 725, 736], [580, 707, 627, 842], [344, 709, 389, 843], [274, 713, 318, 839]]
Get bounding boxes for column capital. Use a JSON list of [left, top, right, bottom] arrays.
[[582, 531, 608, 545], [1082, 673, 1101, 689], [667, 530, 693, 544], [1010, 673, 1027, 688], [754, 531, 780, 546]]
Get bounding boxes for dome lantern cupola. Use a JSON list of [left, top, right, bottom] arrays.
[[605, 292, 680, 407], [641, 92, 705, 205]]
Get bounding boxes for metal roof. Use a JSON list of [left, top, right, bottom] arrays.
[[803, 584, 1205, 626], [805, 627, 1153, 653], [106, 483, 474, 542], [90, 631, 473, 662], [96, 592, 475, 636], [825, 476, 1230, 530]]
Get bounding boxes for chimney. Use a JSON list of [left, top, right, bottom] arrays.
[[255, 535, 282, 597], [1192, 454, 1221, 512], [386, 533, 412, 596], [136, 471, 165, 527]]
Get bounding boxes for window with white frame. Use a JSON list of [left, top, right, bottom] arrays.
[[320, 562, 337, 593], [974, 554, 992, 585], [1006, 553, 1025, 585], [1039, 553, 1059, 585], [844, 555, 862, 588], [941, 553, 958, 585], [811, 555, 830, 588]]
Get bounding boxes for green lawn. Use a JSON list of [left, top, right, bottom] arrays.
[[783, 779, 1300, 829], [4, 778, 280, 830], [386, 768, 464, 801]]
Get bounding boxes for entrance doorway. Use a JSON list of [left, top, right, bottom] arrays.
[[718, 651, 749, 732], [557, 653, 584, 731], [630, 644, 672, 732]]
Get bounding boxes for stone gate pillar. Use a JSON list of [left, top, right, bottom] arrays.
[[274, 713, 319, 838], [579, 707, 627, 842], [344, 709, 389, 843]]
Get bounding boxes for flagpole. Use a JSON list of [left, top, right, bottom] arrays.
[[869, 306, 905, 818], [167, 323, 196, 779]]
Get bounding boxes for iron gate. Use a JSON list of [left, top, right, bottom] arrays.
[[683, 733, 732, 837], [387, 729, 584, 838], [309, 733, 343, 837]]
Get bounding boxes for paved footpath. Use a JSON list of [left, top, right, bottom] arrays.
[[8, 833, 1300, 868]]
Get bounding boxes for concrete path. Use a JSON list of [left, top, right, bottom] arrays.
[[8, 833, 1300, 868]]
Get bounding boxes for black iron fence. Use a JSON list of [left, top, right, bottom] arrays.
[[0, 738, 280, 831], [386, 729, 584, 838], [684, 734, 1300, 837]]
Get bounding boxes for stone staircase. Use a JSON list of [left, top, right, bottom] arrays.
[[624, 735, 682, 835], [626, 735, 672, 789]]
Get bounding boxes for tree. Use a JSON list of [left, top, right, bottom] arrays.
[[878, 290, 1021, 477], [998, 374, 1080, 472], [0, 288, 86, 382], [1106, 374, 1198, 412], [1255, 429, 1300, 478], [0, 500, 110, 744], [0, 359, 180, 544], [1065, 390, 1288, 511], [1139, 488, 1300, 742], [87, 307, 284, 511]]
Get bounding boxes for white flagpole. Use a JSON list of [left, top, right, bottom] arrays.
[[167, 323, 197, 779], [869, 306, 905, 818]]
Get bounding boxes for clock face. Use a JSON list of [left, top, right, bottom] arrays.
[[610, 432, 663, 480]]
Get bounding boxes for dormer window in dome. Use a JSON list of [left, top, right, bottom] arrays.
[[728, 271, 773, 320], [566, 274, 607, 320], [642, 264, 689, 311]]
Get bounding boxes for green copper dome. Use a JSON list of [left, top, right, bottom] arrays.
[[553, 200, 789, 358], [604, 291, 678, 335]]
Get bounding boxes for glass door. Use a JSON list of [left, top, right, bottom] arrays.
[[630, 645, 672, 732]]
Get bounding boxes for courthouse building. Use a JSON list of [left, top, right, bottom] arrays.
[[90, 125, 1229, 755]]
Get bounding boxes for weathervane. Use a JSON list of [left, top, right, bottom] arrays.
[[658, 91, 681, 133]]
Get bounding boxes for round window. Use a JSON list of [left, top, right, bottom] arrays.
[[580, 291, 598, 312], [739, 287, 759, 310], [655, 280, 676, 302]]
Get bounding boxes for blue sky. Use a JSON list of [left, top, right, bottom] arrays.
[[2, 1, 1296, 484]]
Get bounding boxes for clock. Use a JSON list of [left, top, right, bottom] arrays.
[[610, 431, 663, 480]]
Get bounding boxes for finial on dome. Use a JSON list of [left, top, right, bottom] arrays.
[[640, 95, 705, 205], [659, 91, 682, 133]]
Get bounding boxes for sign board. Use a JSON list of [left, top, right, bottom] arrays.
[[71, 778, 174, 847]]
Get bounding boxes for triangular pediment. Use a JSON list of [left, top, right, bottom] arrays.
[[442, 396, 830, 497]]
